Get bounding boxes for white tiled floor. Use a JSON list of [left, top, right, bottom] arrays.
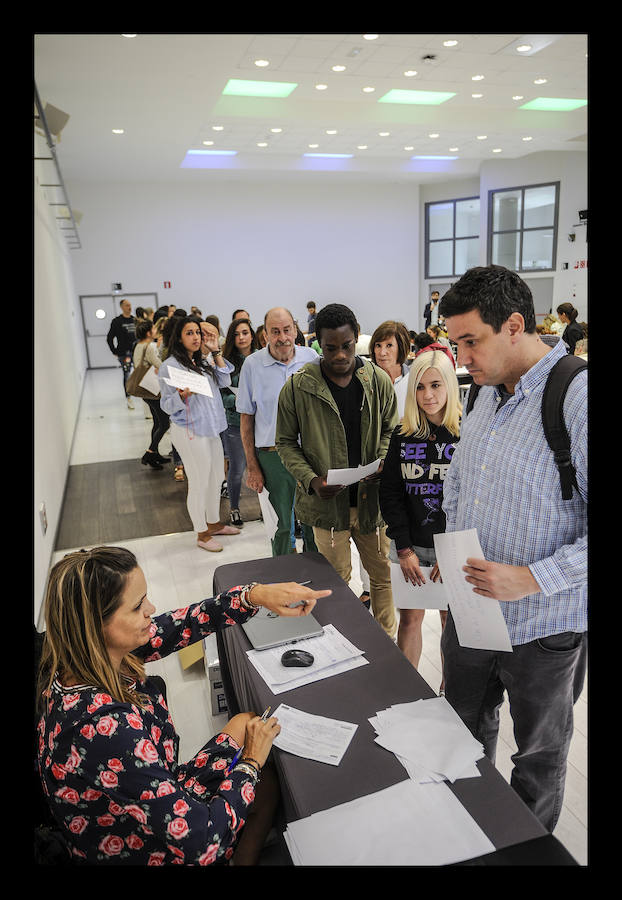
[[52, 368, 587, 865]]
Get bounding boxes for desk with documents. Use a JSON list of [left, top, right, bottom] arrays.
[[214, 551, 577, 866]]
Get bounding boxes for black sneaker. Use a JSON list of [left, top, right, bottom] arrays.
[[230, 509, 244, 528], [220, 480, 229, 499]]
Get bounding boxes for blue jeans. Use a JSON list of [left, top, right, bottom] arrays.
[[221, 424, 246, 510], [441, 612, 587, 832]]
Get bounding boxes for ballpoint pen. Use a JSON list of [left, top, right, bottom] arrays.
[[226, 706, 272, 773]]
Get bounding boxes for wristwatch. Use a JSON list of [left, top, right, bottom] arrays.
[[239, 582, 260, 610]]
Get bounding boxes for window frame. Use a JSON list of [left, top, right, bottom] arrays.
[[487, 181, 560, 273], [424, 195, 480, 279]]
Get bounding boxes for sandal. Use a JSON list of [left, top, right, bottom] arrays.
[[197, 537, 223, 552], [174, 465, 185, 481]]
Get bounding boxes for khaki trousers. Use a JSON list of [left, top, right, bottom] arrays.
[[313, 508, 396, 639]]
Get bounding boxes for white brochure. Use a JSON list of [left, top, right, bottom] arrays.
[[389, 563, 448, 610], [163, 366, 213, 397], [326, 458, 381, 486], [433, 529, 512, 651], [272, 703, 358, 766], [257, 488, 279, 542]]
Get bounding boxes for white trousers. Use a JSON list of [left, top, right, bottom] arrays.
[[170, 422, 224, 531]]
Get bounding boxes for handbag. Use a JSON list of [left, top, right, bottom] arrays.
[[125, 344, 159, 399]]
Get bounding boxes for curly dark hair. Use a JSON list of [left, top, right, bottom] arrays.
[[314, 303, 359, 343], [439, 265, 536, 333]]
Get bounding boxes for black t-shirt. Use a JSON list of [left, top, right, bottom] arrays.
[[321, 359, 364, 506]]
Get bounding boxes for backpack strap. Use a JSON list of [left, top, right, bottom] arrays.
[[464, 381, 481, 415], [541, 355, 587, 500]]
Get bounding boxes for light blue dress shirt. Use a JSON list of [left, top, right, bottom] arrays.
[[442, 338, 587, 645], [158, 355, 233, 437], [235, 345, 318, 447]]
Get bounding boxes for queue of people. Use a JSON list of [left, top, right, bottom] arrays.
[[37, 267, 586, 865]]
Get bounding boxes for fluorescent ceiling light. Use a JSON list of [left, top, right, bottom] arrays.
[[187, 149, 237, 156], [222, 79, 297, 98], [378, 88, 455, 105], [304, 153, 353, 158], [519, 97, 587, 111], [412, 155, 458, 160]]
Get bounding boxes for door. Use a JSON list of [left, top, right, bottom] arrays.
[[80, 293, 159, 368]]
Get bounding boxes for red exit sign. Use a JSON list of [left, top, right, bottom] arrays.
[[163, 281, 172, 288]]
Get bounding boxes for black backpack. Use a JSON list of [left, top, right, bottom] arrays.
[[464, 354, 587, 500]]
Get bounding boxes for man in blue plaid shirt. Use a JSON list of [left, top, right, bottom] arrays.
[[438, 266, 587, 834]]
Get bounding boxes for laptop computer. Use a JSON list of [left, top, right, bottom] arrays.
[[242, 606, 324, 650]]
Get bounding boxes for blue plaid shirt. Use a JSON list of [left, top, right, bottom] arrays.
[[442, 338, 587, 645]]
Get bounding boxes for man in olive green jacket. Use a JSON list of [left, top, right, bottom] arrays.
[[276, 303, 398, 638]]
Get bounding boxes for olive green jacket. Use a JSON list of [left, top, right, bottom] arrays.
[[275, 357, 398, 533]]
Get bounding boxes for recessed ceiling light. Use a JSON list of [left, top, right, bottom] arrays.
[[522, 136, 533, 141], [358, 145, 368, 149], [254, 59, 270, 67], [222, 79, 297, 98], [326, 129, 337, 135], [443, 40, 458, 47], [112, 129, 124, 134], [403, 70, 418, 77], [472, 93, 483, 98], [379, 131, 390, 136], [534, 78, 548, 84], [512, 95, 524, 101], [257, 142, 268, 147], [404, 145, 414, 150], [520, 97, 587, 111], [449, 147, 459, 152], [315, 84, 328, 90], [516, 44, 532, 52], [270, 128, 282, 133], [477, 135, 487, 140], [332, 65, 346, 72], [429, 133, 439, 138], [492, 148, 503, 152], [212, 126, 224, 131], [363, 34, 379, 40], [121, 34, 137, 38], [472, 74, 485, 81], [308, 143, 319, 148], [362, 86, 376, 93], [379, 88, 455, 105], [202, 140, 214, 146]]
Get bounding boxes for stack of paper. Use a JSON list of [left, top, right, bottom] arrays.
[[369, 697, 484, 783], [284, 779, 495, 866], [246, 624, 368, 694]]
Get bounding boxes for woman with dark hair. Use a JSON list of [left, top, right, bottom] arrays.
[[158, 317, 240, 551], [369, 321, 411, 417], [220, 318, 260, 527], [36, 545, 331, 865], [132, 319, 171, 470], [556, 303, 583, 355]]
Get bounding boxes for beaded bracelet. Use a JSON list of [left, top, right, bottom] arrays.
[[234, 762, 260, 783], [240, 756, 262, 772], [239, 582, 260, 610]]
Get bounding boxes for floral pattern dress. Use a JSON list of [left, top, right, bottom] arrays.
[[37, 588, 259, 865]]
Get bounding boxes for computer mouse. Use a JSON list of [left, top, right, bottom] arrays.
[[281, 649, 315, 668]]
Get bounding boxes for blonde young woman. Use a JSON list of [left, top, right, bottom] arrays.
[[379, 350, 461, 686]]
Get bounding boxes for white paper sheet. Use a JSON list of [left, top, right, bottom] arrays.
[[138, 365, 161, 397], [246, 624, 369, 694], [257, 488, 279, 542], [283, 779, 495, 866], [163, 366, 213, 397], [272, 703, 358, 766], [390, 563, 448, 610], [326, 458, 380, 486], [433, 529, 513, 652]]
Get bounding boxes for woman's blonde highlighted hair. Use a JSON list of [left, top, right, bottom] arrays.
[[37, 546, 148, 711], [400, 350, 461, 439]]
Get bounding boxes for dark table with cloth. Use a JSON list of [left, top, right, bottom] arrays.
[[214, 551, 578, 866]]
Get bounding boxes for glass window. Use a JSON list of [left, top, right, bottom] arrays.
[[426, 196, 480, 278], [489, 182, 558, 272]]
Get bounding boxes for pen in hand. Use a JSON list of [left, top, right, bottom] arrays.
[[226, 706, 272, 774]]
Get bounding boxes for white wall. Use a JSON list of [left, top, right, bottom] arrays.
[[419, 151, 588, 322], [34, 154, 87, 626], [68, 179, 421, 337]]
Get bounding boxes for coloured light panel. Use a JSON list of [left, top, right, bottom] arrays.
[[378, 89, 456, 105], [222, 79, 298, 98], [519, 97, 587, 111]]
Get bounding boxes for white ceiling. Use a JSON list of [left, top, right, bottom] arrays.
[[34, 32, 588, 185]]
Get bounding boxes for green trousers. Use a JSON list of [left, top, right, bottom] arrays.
[[257, 449, 317, 557]]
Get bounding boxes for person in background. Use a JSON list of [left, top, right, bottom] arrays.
[[232, 309, 251, 322], [255, 324, 268, 348], [106, 298, 137, 409], [426, 324, 452, 352], [354, 322, 372, 356], [305, 301, 317, 346], [220, 318, 260, 528], [158, 317, 240, 552], [132, 319, 171, 470], [236, 307, 319, 557], [369, 321, 412, 417], [276, 303, 398, 640], [556, 302, 584, 355], [438, 265, 587, 833], [37, 545, 331, 865], [379, 350, 461, 683], [423, 290, 440, 329], [190, 306, 203, 318]]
